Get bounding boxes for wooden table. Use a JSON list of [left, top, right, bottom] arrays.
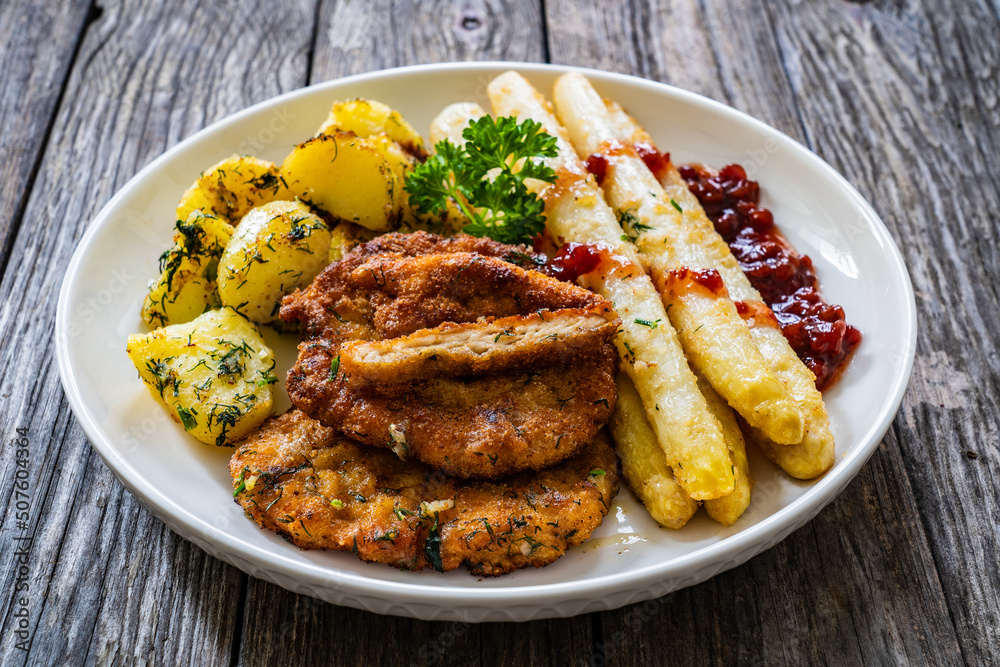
[[1, 0, 996, 664]]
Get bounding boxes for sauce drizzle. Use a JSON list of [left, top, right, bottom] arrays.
[[585, 142, 671, 186], [666, 267, 726, 296], [678, 163, 861, 389]]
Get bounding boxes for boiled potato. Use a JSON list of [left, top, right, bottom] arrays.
[[141, 211, 233, 327], [126, 307, 275, 446], [218, 200, 331, 323], [371, 133, 428, 228], [176, 155, 293, 224], [315, 100, 424, 227], [280, 133, 400, 231], [328, 221, 351, 263], [316, 98, 426, 158], [370, 133, 414, 185], [326, 221, 381, 263]]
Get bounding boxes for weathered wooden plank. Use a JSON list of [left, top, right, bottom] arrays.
[[2, 0, 996, 664], [309, 0, 546, 81], [0, 0, 316, 664], [238, 573, 599, 667], [479, 616, 597, 667], [764, 0, 1000, 663], [237, 577, 483, 667], [544, 0, 967, 664], [545, 0, 727, 99], [0, 0, 92, 273]]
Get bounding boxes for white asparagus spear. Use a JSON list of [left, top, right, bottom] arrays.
[[698, 371, 754, 525], [599, 87, 834, 479], [611, 373, 699, 529], [552, 71, 805, 447]]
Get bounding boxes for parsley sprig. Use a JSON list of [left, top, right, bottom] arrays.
[[404, 116, 558, 245]]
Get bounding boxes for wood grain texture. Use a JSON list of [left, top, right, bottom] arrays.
[[237, 578, 481, 666], [547, 0, 727, 97], [310, 0, 546, 83], [0, 0, 315, 664], [763, 1, 1000, 663], [238, 577, 598, 667], [0, 0, 92, 274], [2, 0, 998, 664]]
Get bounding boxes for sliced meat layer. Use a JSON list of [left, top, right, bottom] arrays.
[[230, 410, 619, 576], [340, 307, 617, 389], [280, 232, 620, 479]]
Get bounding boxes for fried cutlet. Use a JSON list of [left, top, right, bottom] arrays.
[[230, 410, 619, 576], [280, 232, 621, 479], [339, 307, 616, 389]]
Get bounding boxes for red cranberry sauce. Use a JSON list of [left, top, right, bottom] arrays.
[[585, 142, 671, 186], [546, 242, 607, 283], [678, 163, 861, 389], [667, 267, 726, 295], [734, 299, 780, 328], [633, 142, 670, 181], [585, 153, 609, 186]]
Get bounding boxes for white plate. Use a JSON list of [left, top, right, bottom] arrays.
[[55, 62, 916, 622]]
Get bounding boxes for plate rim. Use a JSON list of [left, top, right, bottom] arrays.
[[55, 60, 917, 617]]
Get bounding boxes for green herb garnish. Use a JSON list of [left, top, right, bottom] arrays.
[[424, 513, 444, 572], [176, 406, 198, 431], [404, 116, 558, 245], [374, 528, 399, 543]]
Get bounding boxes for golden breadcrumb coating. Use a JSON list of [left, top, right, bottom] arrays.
[[230, 410, 619, 576], [280, 231, 620, 479]]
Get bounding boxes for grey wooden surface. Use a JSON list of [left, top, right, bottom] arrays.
[[0, 0, 996, 664]]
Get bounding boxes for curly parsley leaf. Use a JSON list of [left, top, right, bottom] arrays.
[[404, 115, 558, 245]]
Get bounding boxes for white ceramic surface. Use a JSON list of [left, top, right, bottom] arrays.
[[55, 62, 916, 622]]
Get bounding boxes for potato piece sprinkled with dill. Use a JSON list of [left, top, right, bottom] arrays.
[[127, 307, 275, 447]]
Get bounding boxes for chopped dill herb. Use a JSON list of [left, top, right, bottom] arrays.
[[374, 528, 399, 543], [233, 468, 248, 496], [424, 513, 444, 572], [622, 340, 636, 364], [176, 406, 198, 431], [617, 208, 653, 242]]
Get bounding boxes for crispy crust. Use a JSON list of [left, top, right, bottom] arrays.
[[340, 308, 617, 389], [280, 232, 620, 479], [230, 410, 619, 576]]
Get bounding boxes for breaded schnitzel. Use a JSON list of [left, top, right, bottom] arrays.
[[280, 232, 620, 479], [340, 307, 616, 389], [230, 410, 619, 575]]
